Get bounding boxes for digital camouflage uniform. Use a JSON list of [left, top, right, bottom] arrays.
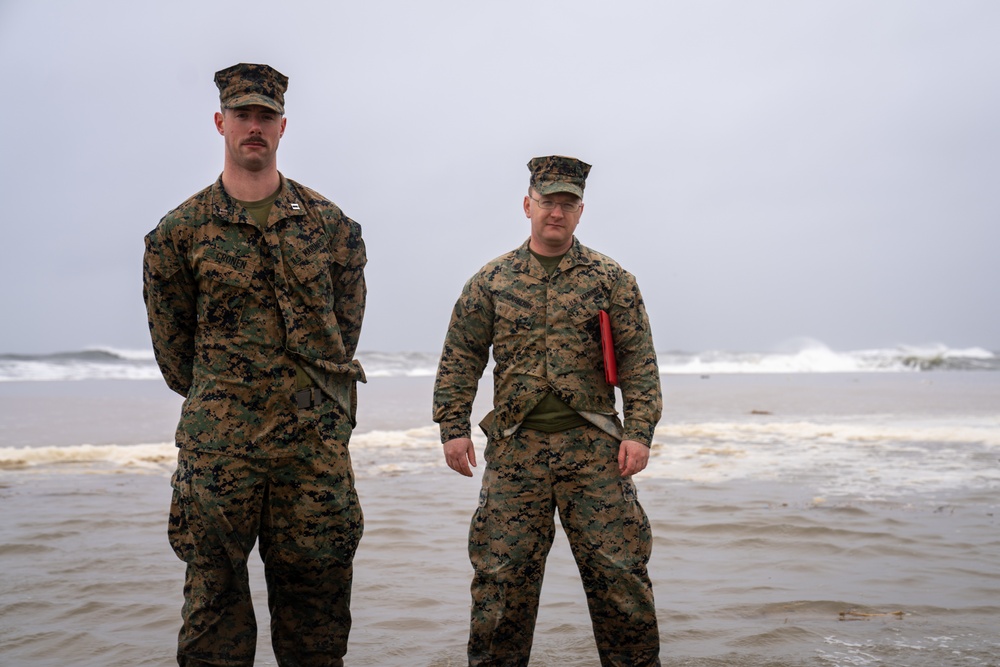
[[434, 157, 662, 667], [143, 64, 366, 667]]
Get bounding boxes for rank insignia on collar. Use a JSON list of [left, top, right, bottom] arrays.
[[290, 202, 300, 210]]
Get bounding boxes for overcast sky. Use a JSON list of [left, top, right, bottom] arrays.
[[1, 0, 997, 355]]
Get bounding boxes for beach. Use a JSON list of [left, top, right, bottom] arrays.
[[2, 370, 999, 666]]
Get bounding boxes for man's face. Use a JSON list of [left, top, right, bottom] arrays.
[[214, 105, 286, 173], [523, 188, 584, 256]]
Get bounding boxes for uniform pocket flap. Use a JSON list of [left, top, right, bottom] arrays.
[[200, 259, 253, 288]]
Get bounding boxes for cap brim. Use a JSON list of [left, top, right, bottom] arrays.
[[535, 182, 584, 198], [223, 93, 284, 115]]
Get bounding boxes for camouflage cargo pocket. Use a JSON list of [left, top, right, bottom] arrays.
[[199, 259, 253, 334], [167, 458, 197, 563], [492, 299, 535, 369], [468, 471, 496, 571], [620, 477, 653, 566]]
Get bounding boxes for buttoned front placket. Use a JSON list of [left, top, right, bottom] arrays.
[[515, 254, 551, 392], [541, 250, 590, 400], [263, 192, 311, 388]]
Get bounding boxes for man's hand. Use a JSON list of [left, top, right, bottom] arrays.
[[443, 437, 477, 477], [618, 439, 650, 477]]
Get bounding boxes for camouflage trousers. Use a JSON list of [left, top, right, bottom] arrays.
[[168, 411, 363, 667], [468, 424, 660, 667]]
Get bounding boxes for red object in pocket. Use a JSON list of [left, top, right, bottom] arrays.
[[599, 310, 618, 386]]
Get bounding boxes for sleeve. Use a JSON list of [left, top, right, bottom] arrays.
[[608, 271, 662, 445], [432, 276, 493, 442], [329, 216, 367, 360], [142, 226, 197, 396]]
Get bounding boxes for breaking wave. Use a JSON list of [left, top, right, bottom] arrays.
[[0, 342, 995, 382]]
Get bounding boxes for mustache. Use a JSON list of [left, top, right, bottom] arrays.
[[241, 136, 268, 147]]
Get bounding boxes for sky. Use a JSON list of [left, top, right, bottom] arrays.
[[1, 0, 998, 355]]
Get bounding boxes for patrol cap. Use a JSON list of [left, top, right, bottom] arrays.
[[527, 155, 592, 198], [214, 63, 288, 115]]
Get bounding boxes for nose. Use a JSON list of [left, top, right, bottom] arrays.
[[549, 203, 565, 219]]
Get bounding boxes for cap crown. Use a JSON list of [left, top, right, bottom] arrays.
[[214, 63, 288, 115], [528, 155, 592, 198]]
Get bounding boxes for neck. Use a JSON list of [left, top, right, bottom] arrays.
[[221, 164, 281, 202], [529, 237, 573, 257]]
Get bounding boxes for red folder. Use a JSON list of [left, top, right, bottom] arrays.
[[599, 310, 618, 386]]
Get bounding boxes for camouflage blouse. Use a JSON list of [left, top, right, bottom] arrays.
[[143, 175, 366, 457], [434, 238, 661, 446]]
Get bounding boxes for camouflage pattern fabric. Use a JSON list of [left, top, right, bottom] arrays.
[[434, 236, 663, 665], [527, 155, 591, 197], [215, 63, 289, 115], [433, 237, 661, 445], [143, 174, 367, 458], [145, 174, 366, 665], [169, 409, 361, 666], [468, 425, 659, 667]]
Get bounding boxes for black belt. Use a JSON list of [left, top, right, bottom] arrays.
[[294, 387, 326, 409]]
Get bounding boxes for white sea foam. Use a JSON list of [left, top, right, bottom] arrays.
[[2, 343, 997, 382], [659, 341, 998, 374], [0, 443, 177, 473], [650, 417, 1000, 498], [0, 359, 165, 382], [84, 346, 157, 361], [5, 418, 998, 502]]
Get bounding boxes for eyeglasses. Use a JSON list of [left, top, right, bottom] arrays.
[[529, 194, 582, 213]]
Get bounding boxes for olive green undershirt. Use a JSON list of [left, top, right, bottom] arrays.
[[237, 189, 280, 227], [235, 188, 313, 390], [520, 249, 591, 433]]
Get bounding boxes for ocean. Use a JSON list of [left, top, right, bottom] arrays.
[[1, 345, 999, 666]]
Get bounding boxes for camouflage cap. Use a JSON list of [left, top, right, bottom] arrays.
[[214, 63, 288, 115], [527, 155, 592, 198]]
